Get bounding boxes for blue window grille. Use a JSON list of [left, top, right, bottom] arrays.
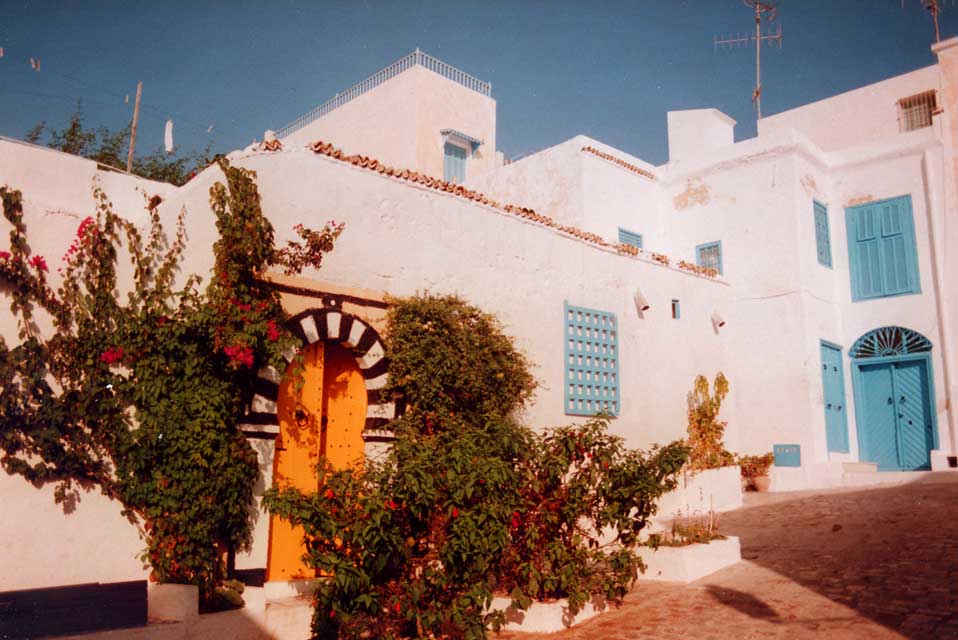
[[617, 227, 643, 249], [671, 299, 680, 319], [564, 302, 619, 416], [814, 201, 832, 267], [443, 142, 467, 183], [696, 241, 723, 274], [845, 195, 921, 301]]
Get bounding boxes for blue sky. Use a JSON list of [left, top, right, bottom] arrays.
[[1, 1, 955, 167]]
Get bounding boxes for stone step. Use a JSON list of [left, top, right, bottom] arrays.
[[841, 470, 933, 487], [842, 461, 878, 473]]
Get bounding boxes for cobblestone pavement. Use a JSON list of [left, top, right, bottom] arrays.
[[499, 473, 958, 640]]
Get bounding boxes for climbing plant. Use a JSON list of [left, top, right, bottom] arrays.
[[686, 372, 734, 470], [0, 159, 342, 602], [265, 294, 689, 639]]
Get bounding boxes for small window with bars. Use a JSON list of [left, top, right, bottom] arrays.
[[696, 241, 723, 275], [564, 302, 619, 417], [617, 227, 643, 249], [898, 91, 937, 133]]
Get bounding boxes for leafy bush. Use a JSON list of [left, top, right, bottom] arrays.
[[502, 419, 689, 614], [0, 161, 341, 601], [686, 372, 734, 470], [265, 294, 689, 639], [736, 452, 775, 480]]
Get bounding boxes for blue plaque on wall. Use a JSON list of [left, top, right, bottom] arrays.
[[773, 444, 801, 467]]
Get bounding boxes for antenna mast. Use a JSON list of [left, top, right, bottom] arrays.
[[714, 1, 783, 120]]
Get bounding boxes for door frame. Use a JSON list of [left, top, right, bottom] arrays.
[[820, 339, 850, 453], [851, 352, 939, 469]]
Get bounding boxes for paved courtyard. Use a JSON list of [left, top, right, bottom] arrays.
[[500, 473, 958, 640]]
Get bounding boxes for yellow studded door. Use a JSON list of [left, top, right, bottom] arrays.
[[266, 341, 367, 582]]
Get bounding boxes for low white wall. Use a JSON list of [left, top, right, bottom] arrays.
[[637, 536, 741, 583], [654, 465, 742, 521]]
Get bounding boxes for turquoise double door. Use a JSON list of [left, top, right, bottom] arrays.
[[857, 359, 934, 471]]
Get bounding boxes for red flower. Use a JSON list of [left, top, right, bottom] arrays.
[[329, 609, 335, 619], [511, 511, 521, 530], [451, 507, 459, 519], [77, 216, 95, 239], [393, 602, 401, 614], [29, 255, 48, 272], [325, 488, 334, 500], [0, 251, 10, 261], [100, 346, 125, 364], [266, 320, 281, 341], [223, 344, 254, 368]]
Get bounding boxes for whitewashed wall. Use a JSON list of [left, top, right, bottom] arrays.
[[282, 65, 497, 181]]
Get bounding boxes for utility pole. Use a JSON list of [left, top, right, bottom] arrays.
[[126, 81, 142, 173], [714, 1, 783, 121]]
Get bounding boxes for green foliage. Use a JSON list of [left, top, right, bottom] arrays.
[[26, 102, 214, 186], [0, 163, 341, 601], [381, 293, 537, 433], [736, 452, 775, 480], [264, 295, 689, 640], [502, 419, 689, 615], [686, 372, 734, 470]]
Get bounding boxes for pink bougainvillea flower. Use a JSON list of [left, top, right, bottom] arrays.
[[266, 320, 281, 341], [223, 344, 254, 368], [100, 346, 125, 364], [29, 255, 48, 272], [77, 216, 95, 238], [0, 251, 10, 261]]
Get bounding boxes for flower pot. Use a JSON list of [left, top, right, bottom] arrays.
[[752, 475, 771, 492]]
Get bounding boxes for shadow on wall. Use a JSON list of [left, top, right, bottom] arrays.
[[715, 474, 958, 639]]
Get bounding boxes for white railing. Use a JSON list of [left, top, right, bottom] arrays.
[[276, 49, 492, 140]]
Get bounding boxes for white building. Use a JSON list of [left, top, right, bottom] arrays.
[[1, 39, 957, 632]]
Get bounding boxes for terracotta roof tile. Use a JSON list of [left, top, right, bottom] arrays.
[[305, 139, 714, 279], [581, 146, 657, 181]]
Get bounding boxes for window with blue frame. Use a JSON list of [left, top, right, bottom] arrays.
[[443, 142, 467, 183], [617, 227, 643, 249], [564, 302, 619, 416], [814, 201, 832, 267], [696, 241, 722, 274], [845, 195, 921, 301]]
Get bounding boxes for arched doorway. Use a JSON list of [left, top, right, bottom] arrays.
[[851, 326, 938, 471], [265, 341, 367, 581]]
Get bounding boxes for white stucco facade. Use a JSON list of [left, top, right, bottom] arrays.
[[2, 40, 958, 594]]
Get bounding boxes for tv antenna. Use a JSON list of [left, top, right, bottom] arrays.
[[904, 0, 955, 43], [714, 1, 783, 120]]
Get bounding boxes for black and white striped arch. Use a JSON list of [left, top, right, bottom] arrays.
[[239, 309, 395, 443]]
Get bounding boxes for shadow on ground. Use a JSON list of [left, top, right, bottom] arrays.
[[717, 473, 958, 639]]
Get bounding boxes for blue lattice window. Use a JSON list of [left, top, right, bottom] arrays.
[[564, 302, 619, 416], [618, 227, 643, 249], [696, 241, 723, 275]]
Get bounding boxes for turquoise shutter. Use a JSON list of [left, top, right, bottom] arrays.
[[443, 143, 467, 183], [814, 202, 832, 267], [846, 196, 920, 301], [879, 200, 910, 294]]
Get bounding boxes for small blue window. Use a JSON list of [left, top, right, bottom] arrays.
[[443, 142, 467, 183], [618, 228, 643, 249], [696, 241, 723, 275], [814, 201, 832, 267], [845, 195, 921, 301], [564, 302, 619, 416], [671, 299, 680, 319]]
